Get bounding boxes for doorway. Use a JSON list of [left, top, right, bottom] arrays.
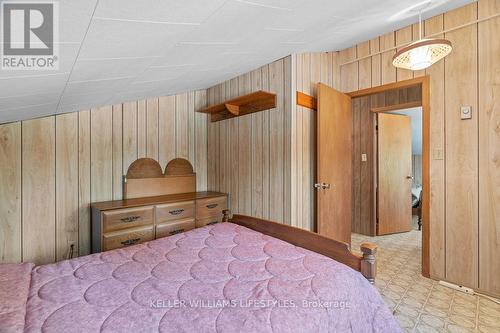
[[348, 77, 430, 277], [376, 107, 423, 235], [297, 76, 430, 278]]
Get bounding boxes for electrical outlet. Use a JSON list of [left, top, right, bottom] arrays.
[[361, 153, 367, 162], [67, 241, 76, 259]]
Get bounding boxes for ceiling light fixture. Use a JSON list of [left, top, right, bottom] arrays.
[[392, 9, 452, 71]]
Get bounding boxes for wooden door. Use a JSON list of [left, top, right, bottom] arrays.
[[377, 113, 412, 235], [317, 83, 352, 244]]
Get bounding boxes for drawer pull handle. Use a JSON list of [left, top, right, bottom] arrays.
[[121, 238, 140, 246], [206, 204, 218, 209], [169, 229, 185, 235], [120, 216, 141, 223], [169, 209, 185, 215], [207, 221, 218, 226]]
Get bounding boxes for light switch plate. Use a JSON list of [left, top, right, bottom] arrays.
[[361, 153, 367, 162], [461, 106, 472, 120]]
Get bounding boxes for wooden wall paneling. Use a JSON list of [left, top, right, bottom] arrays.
[[320, 52, 332, 87], [0, 122, 21, 263], [395, 26, 414, 81], [137, 100, 147, 158], [251, 68, 264, 218], [478, 0, 500, 296], [229, 77, 240, 213], [218, 83, 229, 197], [158, 96, 176, 169], [1, 90, 208, 265], [187, 92, 196, 166], [370, 38, 382, 98], [122, 101, 138, 172], [283, 55, 292, 225], [175, 93, 189, 160], [359, 96, 375, 236], [425, 15, 446, 279], [339, 46, 358, 92], [22, 117, 55, 265], [331, 52, 340, 90], [380, 32, 397, 85], [293, 54, 303, 228], [212, 84, 222, 192], [90, 107, 113, 203], [55, 113, 79, 261], [261, 65, 271, 220], [301, 54, 312, 229], [352, 97, 362, 233], [310, 53, 321, 95], [207, 88, 218, 191], [269, 59, 285, 223], [369, 95, 379, 236], [206, 88, 214, 190], [194, 90, 208, 191], [350, 94, 375, 236], [238, 72, 252, 215], [146, 98, 159, 160], [78, 110, 91, 256], [112, 104, 123, 200], [289, 55, 297, 228], [444, 2, 478, 288], [357, 41, 371, 90]]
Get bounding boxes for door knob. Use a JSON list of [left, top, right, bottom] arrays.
[[406, 175, 414, 180]]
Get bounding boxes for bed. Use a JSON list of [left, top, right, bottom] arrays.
[[0, 213, 401, 333]]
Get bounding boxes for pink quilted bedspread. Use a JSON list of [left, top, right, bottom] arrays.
[[18, 223, 400, 332], [0, 263, 34, 333]]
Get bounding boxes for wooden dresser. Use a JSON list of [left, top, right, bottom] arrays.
[[91, 191, 227, 253], [91, 157, 227, 253]]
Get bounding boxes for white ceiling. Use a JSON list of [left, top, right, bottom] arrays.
[[0, 0, 473, 123]]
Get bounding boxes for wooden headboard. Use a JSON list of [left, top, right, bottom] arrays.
[[124, 158, 196, 199]]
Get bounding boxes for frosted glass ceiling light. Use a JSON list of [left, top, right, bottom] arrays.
[[392, 9, 452, 71]]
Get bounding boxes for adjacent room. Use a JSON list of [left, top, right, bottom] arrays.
[[1, 0, 499, 332]]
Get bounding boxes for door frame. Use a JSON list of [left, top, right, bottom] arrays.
[[347, 76, 430, 278]]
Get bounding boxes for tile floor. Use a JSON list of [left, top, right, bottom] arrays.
[[351, 219, 500, 333]]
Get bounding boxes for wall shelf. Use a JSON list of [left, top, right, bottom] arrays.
[[198, 90, 276, 122]]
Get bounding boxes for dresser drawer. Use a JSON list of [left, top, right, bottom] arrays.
[[102, 207, 154, 233], [196, 216, 223, 228], [156, 218, 195, 238], [196, 196, 227, 219], [156, 201, 195, 223], [103, 226, 154, 251]]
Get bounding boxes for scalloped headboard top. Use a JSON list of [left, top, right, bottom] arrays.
[[124, 158, 196, 199]]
